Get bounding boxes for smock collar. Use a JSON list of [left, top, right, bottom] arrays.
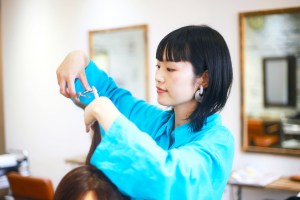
[[164, 112, 222, 148]]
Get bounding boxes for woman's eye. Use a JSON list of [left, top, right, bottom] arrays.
[[167, 68, 175, 72], [156, 65, 160, 69]]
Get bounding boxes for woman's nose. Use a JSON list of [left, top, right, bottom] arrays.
[[155, 70, 164, 83]]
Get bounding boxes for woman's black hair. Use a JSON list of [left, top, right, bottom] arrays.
[[156, 25, 233, 132]]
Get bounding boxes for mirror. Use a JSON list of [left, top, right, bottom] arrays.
[[240, 7, 300, 156], [89, 25, 149, 100], [0, 18, 4, 154]]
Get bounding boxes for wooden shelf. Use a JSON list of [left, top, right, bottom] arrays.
[[267, 177, 300, 192]]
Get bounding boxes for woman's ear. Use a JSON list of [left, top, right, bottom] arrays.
[[196, 70, 209, 89], [201, 70, 209, 88]]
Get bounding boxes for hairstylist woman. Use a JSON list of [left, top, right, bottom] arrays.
[[56, 25, 234, 200]]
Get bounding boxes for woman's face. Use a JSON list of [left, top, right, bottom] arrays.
[[155, 59, 201, 108]]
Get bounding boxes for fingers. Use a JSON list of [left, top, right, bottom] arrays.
[[86, 124, 91, 133], [79, 71, 91, 91], [58, 76, 76, 99], [58, 71, 90, 99], [92, 86, 99, 98], [56, 51, 89, 99], [57, 66, 73, 98], [57, 67, 67, 98], [66, 77, 76, 99], [59, 79, 70, 98]]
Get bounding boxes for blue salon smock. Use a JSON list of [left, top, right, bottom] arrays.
[[76, 61, 234, 200]]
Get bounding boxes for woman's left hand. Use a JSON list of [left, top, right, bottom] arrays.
[[84, 97, 120, 132]]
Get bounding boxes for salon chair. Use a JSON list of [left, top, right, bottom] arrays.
[[6, 172, 54, 200]]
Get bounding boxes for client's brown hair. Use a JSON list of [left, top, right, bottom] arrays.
[[73, 101, 102, 165], [54, 101, 129, 200]]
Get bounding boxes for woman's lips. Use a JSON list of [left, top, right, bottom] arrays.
[[156, 87, 167, 94]]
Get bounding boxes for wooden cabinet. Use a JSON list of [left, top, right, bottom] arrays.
[[247, 118, 280, 147]]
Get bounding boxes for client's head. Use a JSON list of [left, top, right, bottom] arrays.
[[54, 165, 127, 200], [54, 101, 129, 200]]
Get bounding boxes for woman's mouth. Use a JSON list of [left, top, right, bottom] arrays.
[[156, 87, 167, 94]]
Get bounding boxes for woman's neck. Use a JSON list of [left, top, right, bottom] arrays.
[[173, 100, 197, 128]]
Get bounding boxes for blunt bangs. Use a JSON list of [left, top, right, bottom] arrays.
[[156, 31, 191, 62]]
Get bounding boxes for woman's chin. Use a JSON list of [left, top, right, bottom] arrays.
[[157, 99, 169, 106]]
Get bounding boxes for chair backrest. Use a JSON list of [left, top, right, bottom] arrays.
[[7, 172, 54, 200]]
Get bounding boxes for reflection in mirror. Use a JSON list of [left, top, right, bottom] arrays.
[[89, 25, 148, 100], [240, 7, 300, 155], [263, 56, 296, 107]]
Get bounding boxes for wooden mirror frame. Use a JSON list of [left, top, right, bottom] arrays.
[[240, 7, 300, 156], [0, 4, 5, 154], [89, 24, 149, 101]]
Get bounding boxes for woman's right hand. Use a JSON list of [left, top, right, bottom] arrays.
[[56, 50, 91, 99]]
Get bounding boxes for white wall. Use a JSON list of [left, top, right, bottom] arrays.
[[1, 0, 300, 199]]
